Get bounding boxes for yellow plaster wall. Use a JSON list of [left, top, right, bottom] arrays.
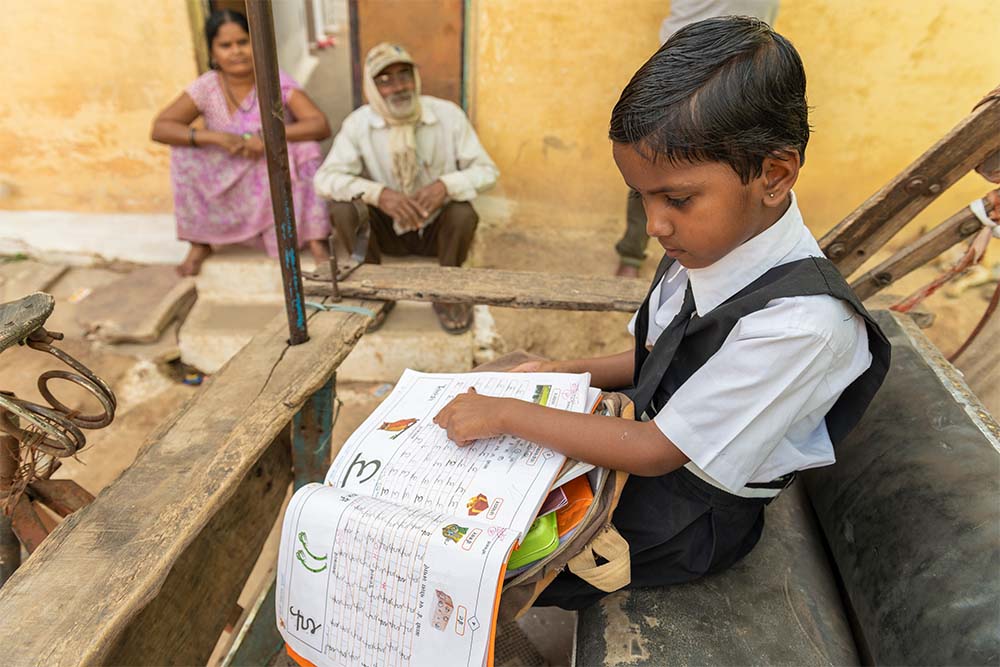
[[0, 1, 198, 213], [473, 0, 999, 249]]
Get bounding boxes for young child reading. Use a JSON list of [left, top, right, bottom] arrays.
[[434, 15, 891, 610]]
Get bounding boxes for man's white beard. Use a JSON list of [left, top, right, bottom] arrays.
[[386, 92, 416, 118]]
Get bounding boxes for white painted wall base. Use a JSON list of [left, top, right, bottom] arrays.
[[0, 210, 187, 265]]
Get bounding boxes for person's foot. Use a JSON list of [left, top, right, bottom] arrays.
[[615, 263, 640, 278], [432, 302, 473, 335], [177, 243, 213, 277], [366, 300, 396, 333], [308, 239, 331, 267]]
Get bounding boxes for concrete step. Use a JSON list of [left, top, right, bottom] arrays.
[[338, 301, 477, 382], [178, 298, 283, 374], [193, 247, 290, 302]]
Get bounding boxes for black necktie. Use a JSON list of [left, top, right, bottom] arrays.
[[631, 279, 697, 419]]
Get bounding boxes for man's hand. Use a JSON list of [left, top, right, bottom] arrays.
[[378, 188, 428, 231], [412, 180, 448, 216], [433, 388, 505, 446]]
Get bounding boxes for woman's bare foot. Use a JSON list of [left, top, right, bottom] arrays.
[[177, 243, 213, 276], [308, 239, 331, 267]]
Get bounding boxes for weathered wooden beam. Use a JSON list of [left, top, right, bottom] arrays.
[[304, 264, 648, 312], [104, 432, 291, 666], [851, 196, 994, 300], [820, 92, 1000, 276], [0, 297, 386, 666]]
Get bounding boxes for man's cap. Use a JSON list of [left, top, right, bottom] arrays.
[[365, 43, 415, 77]]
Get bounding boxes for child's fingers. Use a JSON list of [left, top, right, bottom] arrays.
[[510, 362, 541, 373]]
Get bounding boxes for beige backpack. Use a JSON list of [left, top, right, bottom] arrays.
[[475, 353, 633, 622]]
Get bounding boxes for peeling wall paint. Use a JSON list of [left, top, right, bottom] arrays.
[[472, 0, 1000, 252], [0, 1, 197, 213]]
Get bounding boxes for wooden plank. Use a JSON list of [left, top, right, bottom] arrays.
[[820, 94, 1000, 276], [0, 297, 386, 666], [75, 266, 196, 344], [850, 200, 990, 300], [305, 264, 648, 312], [104, 432, 291, 666]]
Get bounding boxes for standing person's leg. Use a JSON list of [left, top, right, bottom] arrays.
[[417, 202, 479, 334], [614, 189, 649, 278]]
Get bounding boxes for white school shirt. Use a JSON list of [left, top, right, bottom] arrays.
[[627, 193, 872, 493], [313, 95, 499, 230]]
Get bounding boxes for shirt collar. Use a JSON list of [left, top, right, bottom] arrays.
[[686, 191, 805, 315], [365, 97, 438, 129]]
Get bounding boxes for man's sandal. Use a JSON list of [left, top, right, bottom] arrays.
[[366, 301, 396, 333], [432, 302, 473, 335]]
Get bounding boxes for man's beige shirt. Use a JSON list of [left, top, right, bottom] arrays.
[[314, 95, 499, 231]]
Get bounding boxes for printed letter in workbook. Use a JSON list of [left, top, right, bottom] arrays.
[[276, 369, 591, 667]]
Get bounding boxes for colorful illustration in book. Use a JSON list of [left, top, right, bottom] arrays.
[[431, 590, 454, 631], [531, 385, 552, 406], [442, 523, 469, 543], [378, 417, 418, 439], [466, 493, 489, 516], [295, 531, 328, 573]]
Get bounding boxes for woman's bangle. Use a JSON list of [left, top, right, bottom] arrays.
[[189, 127, 198, 147]]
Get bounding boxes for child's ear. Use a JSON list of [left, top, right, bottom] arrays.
[[759, 150, 801, 208]]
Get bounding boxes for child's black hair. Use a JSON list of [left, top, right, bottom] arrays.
[[609, 15, 809, 184]]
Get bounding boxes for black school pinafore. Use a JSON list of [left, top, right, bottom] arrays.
[[535, 255, 891, 610]]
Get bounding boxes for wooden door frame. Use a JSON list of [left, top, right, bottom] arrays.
[[347, 0, 469, 111]]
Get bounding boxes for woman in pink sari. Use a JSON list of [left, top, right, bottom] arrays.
[[152, 9, 331, 276]]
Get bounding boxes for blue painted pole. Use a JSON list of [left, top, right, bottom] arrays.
[[291, 375, 335, 489], [246, 0, 309, 345]]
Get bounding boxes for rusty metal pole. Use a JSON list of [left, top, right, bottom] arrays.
[[0, 421, 21, 585], [246, 0, 309, 345]]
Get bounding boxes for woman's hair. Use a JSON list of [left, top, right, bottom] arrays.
[[205, 9, 250, 64], [609, 16, 810, 184]]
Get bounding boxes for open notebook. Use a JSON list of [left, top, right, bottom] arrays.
[[276, 369, 595, 667]]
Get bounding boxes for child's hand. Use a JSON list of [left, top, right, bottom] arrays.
[[509, 360, 561, 373], [433, 388, 504, 446]]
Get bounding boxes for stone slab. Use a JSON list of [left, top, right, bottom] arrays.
[[0, 259, 67, 302], [103, 321, 182, 365], [76, 265, 196, 344]]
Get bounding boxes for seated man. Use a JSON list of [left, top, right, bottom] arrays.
[[314, 43, 499, 333]]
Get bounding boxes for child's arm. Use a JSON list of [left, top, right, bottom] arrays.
[[511, 349, 635, 391], [433, 389, 688, 476]]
